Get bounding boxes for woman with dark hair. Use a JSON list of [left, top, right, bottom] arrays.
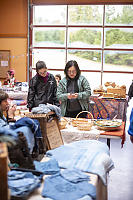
[[56, 60, 91, 118], [0, 91, 35, 151], [128, 80, 133, 101], [55, 74, 61, 86], [0, 91, 16, 123], [0, 90, 46, 156], [0, 90, 35, 168], [27, 61, 59, 110]]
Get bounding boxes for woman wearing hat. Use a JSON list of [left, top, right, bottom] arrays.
[[3, 69, 16, 87]]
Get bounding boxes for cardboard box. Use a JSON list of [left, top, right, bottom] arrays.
[[107, 88, 126, 96]]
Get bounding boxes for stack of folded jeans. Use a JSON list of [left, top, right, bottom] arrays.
[[8, 170, 41, 198], [34, 158, 60, 175]]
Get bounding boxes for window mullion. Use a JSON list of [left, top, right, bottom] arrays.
[[65, 5, 69, 63], [101, 5, 105, 85]]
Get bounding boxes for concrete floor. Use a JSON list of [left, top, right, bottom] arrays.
[[108, 137, 133, 200], [103, 99, 133, 200]]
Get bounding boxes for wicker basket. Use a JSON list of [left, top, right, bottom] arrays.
[[71, 111, 93, 131], [59, 120, 67, 130], [72, 118, 89, 127], [77, 123, 92, 131]]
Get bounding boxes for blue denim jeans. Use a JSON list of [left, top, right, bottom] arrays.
[[34, 158, 60, 175], [8, 170, 41, 198], [42, 173, 96, 200]]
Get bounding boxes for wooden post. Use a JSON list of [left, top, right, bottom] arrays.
[[0, 143, 9, 200]]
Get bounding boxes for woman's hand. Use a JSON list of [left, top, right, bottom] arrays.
[[8, 104, 16, 119], [73, 93, 78, 98], [67, 93, 78, 99], [67, 93, 72, 99]]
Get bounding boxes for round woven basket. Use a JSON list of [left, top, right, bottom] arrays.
[[72, 118, 89, 127], [59, 118, 67, 130], [77, 123, 92, 131], [71, 111, 93, 131]]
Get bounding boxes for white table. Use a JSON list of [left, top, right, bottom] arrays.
[[61, 125, 103, 144], [7, 91, 28, 100], [60, 122, 125, 149]]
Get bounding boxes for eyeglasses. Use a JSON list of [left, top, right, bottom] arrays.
[[68, 70, 77, 74]]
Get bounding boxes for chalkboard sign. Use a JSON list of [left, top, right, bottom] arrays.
[[46, 118, 64, 149], [0, 50, 10, 78]]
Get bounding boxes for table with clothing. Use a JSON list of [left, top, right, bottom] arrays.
[[9, 140, 113, 200]]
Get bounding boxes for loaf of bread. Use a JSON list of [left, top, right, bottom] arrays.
[[104, 82, 116, 88]]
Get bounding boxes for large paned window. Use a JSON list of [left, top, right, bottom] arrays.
[[30, 4, 133, 91]]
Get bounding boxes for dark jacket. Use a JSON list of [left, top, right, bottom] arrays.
[[128, 108, 133, 136], [27, 73, 59, 109], [128, 81, 133, 100]]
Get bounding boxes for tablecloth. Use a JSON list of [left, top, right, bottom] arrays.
[[90, 96, 128, 122], [61, 125, 104, 144]]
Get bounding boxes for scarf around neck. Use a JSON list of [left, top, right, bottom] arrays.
[[37, 72, 49, 83]]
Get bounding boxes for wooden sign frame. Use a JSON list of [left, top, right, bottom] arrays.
[[25, 112, 64, 150], [0, 50, 10, 78], [46, 118, 64, 149]]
